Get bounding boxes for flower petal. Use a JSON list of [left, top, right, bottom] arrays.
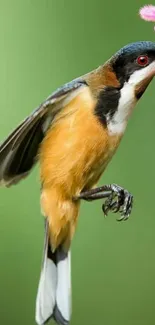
[[139, 5, 155, 22]]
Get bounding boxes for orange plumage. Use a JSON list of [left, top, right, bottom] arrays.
[[39, 86, 122, 251]]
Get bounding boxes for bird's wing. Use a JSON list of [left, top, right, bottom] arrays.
[[0, 79, 88, 186]]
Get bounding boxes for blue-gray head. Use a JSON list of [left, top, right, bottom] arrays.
[[99, 41, 155, 135], [111, 41, 155, 95]]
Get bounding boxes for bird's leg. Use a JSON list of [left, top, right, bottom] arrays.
[[75, 184, 133, 221]]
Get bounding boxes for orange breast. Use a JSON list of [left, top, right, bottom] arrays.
[[40, 88, 122, 194], [39, 87, 122, 249]]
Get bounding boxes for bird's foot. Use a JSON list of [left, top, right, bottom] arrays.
[[102, 184, 133, 221], [76, 183, 133, 221]]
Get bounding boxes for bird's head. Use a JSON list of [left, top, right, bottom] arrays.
[[112, 41, 155, 99], [93, 41, 155, 134]]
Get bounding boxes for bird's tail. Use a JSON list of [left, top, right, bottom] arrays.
[[35, 220, 71, 325]]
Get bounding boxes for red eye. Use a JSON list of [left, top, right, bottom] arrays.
[[137, 55, 149, 66]]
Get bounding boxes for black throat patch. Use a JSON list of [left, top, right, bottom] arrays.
[[95, 86, 121, 126]]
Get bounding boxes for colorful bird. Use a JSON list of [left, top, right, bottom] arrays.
[[0, 41, 155, 325]]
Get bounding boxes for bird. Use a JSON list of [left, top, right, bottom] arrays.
[[0, 40, 155, 325]]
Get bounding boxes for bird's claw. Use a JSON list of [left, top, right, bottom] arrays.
[[102, 184, 133, 221], [77, 183, 133, 221]]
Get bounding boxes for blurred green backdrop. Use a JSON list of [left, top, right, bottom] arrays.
[[0, 0, 155, 324]]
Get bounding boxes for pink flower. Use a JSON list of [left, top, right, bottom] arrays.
[[139, 5, 155, 22]]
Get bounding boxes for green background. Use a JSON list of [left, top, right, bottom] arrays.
[[0, 0, 155, 324]]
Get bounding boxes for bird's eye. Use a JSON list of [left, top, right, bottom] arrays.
[[136, 55, 149, 67]]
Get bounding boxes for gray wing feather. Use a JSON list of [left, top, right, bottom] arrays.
[[0, 79, 87, 186]]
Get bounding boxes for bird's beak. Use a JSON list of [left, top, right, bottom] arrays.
[[135, 62, 155, 99], [135, 74, 154, 99]]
